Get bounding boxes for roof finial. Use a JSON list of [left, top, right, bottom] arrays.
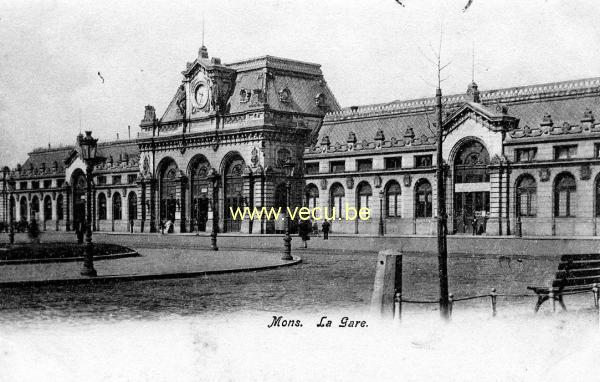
[[198, 15, 209, 59], [471, 40, 475, 83]]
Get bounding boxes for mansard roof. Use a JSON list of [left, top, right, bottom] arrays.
[[159, 53, 340, 124], [15, 139, 140, 179], [311, 77, 600, 155]]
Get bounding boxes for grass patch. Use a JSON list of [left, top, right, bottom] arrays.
[[0, 242, 135, 261]]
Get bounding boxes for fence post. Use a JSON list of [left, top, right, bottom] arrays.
[[448, 294, 454, 319], [370, 248, 403, 319], [490, 288, 497, 317], [592, 283, 598, 308], [394, 292, 402, 322], [549, 290, 555, 313]]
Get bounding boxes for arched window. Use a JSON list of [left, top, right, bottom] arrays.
[[516, 175, 536, 217], [554, 173, 576, 217], [454, 140, 490, 183], [128, 192, 138, 220], [43, 196, 52, 221], [330, 183, 345, 214], [357, 182, 372, 210], [19, 197, 27, 221], [385, 181, 402, 217], [305, 184, 319, 209], [415, 179, 432, 218], [97, 193, 107, 220], [113, 193, 122, 220], [56, 194, 64, 220]]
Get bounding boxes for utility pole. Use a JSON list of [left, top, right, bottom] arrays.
[[436, 87, 449, 319]]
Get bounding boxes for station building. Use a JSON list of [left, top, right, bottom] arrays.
[[2, 45, 600, 237]]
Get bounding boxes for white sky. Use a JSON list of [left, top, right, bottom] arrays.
[[1, 0, 599, 166]]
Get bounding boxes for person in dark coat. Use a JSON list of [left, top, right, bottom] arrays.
[[299, 219, 311, 248], [322, 220, 330, 240], [471, 216, 478, 236]]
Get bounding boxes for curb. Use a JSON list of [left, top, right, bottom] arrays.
[[0, 251, 140, 266], [0, 256, 302, 288]]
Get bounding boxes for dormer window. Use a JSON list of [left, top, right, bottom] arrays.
[[279, 88, 292, 103], [315, 93, 326, 108], [239, 88, 251, 103]]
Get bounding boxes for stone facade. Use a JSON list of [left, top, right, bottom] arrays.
[[3, 48, 600, 237]]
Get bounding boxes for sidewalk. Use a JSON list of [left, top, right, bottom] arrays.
[[0, 247, 301, 287]]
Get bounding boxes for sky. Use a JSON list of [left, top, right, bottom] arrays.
[[1, 0, 599, 166]]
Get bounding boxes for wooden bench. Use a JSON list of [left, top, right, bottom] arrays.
[[527, 254, 600, 313]]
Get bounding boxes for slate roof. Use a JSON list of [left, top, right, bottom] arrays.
[[15, 139, 139, 179], [313, 77, 600, 153], [159, 53, 340, 124]]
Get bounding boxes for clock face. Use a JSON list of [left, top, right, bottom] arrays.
[[194, 83, 209, 109]]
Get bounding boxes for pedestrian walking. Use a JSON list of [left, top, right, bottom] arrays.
[[299, 219, 311, 248], [322, 220, 330, 240], [471, 216, 478, 236]]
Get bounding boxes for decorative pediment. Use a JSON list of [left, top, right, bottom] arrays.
[[442, 102, 519, 135]]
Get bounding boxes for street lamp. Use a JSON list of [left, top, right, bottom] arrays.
[[282, 160, 295, 261], [209, 169, 219, 251], [2, 166, 7, 230], [78, 131, 105, 277], [378, 189, 385, 236], [4, 167, 15, 245]]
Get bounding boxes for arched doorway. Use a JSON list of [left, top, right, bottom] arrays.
[[223, 154, 245, 233], [56, 194, 64, 221], [30, 195, 40, 221], [72, 170, 87, 231], [452, 140, 490, 234], [128, 192, 138, 221], [189, 156, 211, 232], [355, 181, 372, 233], [159, 159, 178, 225]]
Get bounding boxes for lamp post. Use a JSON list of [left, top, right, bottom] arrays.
[[8, 177, 14, 245], [282, 160, 295, 261], [378, 189, 385, 236], [5, 168, 15, 245], [209, 169, 219, 251], [78, 131, 105, 277], [2, 167, 7, 230]]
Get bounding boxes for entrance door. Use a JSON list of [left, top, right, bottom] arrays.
[[453, 191, 489, 234], [223, 156, 245, 233], [193, 197, 209, 231]]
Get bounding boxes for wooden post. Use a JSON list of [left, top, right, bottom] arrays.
[[370, 248, 403, 319], [394, 292, 402, 322], [549, 290, 555, 313], [592, 283, 598, 308], [448, 294, 454, 319], [490, 288, 497, 317]]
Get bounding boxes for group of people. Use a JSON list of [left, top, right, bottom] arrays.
[[298, 219, 331, 248]]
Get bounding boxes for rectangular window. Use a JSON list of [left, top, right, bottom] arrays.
[[595, 143, 600, 158], [43, 180, 52, 189], [128, 174, 137, 184], [330, 161, 345, 173], [554, 145, 577, 160], [415, 155, 433, 168], [19, 182, 27, 190], [384, 157, 402, 170], [515, 148, 537, 162], [56, 179, 64, 188], [97, 176, 107, 186], [31, 181, 39, 189], [112, 176, 122, 185], [356, 159, 372, 172], [305, 163, 319, 175], [387, 195, 398, 217]]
